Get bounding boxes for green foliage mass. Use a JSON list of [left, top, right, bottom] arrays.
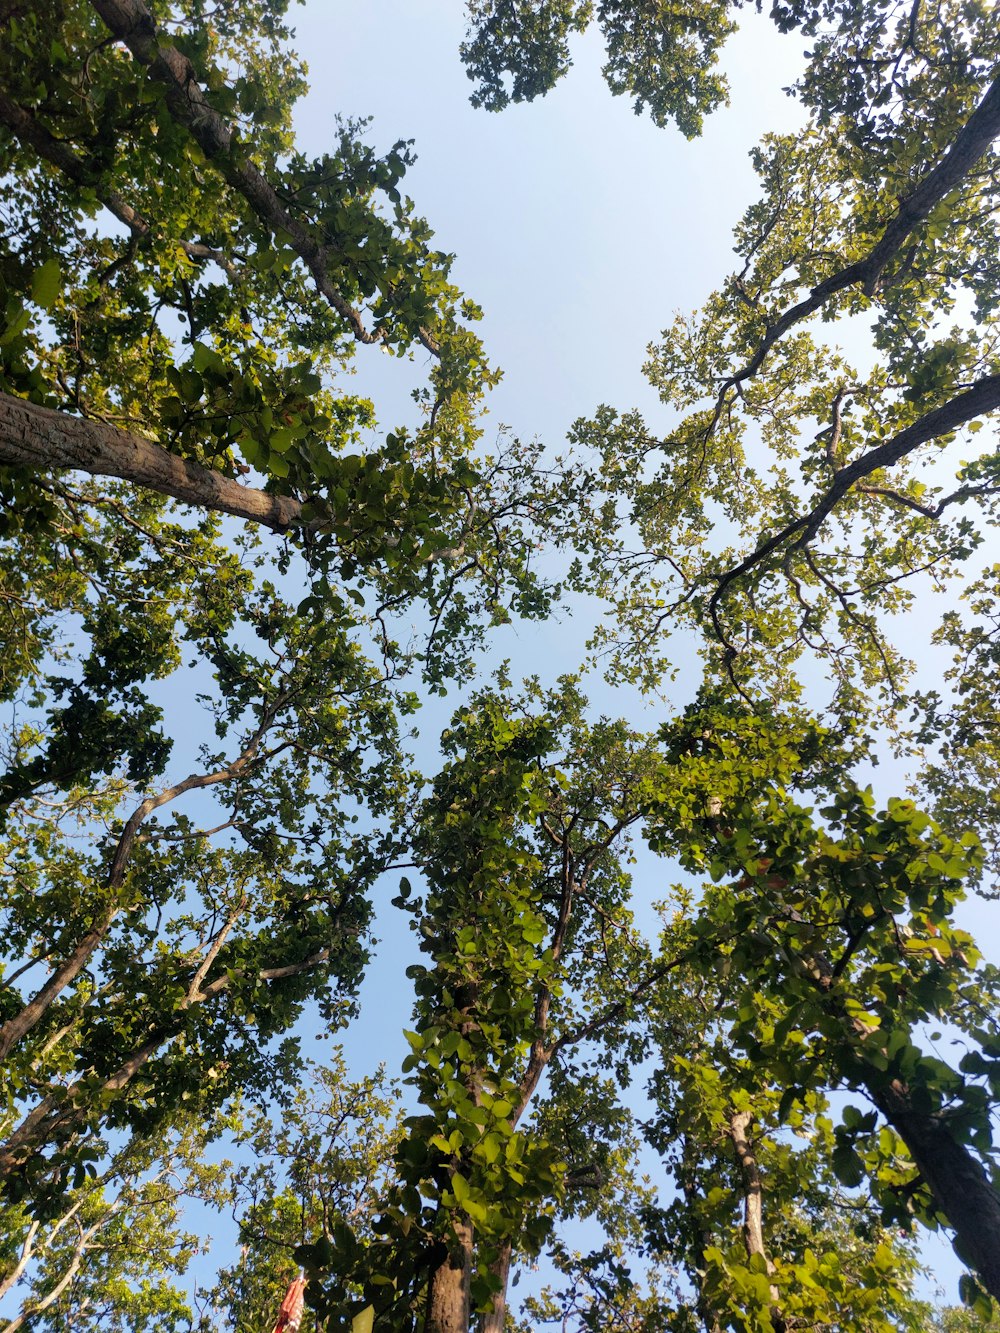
[[1, 1, 1000, 1331]]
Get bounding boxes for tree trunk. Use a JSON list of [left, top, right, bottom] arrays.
[[476, 1242, 511, 1333], [865, 1076, 1000, 1301], [0, 390, 306, 531], [423, 1216, 474, 1333], [798, 949, 1000, 1303], [728, 1110, 784, 1332]]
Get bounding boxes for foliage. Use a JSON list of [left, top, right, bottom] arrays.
[[0, 1114, 232, 1331], [2, 0, 1000, 1330], [204, 1054, 404, 1333]]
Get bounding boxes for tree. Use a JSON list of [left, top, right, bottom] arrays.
[[558, 3, 999, 728], [0, 511, 408, 1199], [202, 1054, 403, 1333], [4, 0, 1000, 1329], [0, 0, 559, 1209], [0, 1112, 232, 1331]]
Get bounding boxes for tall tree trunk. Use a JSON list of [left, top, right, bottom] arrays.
[[865, 1075, 1000, 1301], [728, 1110, 785, 1333], [423, 1216, 474, 1333], [800, 950, 1000, 1302], [476, 1242, 511, 1333], [678, 1135, 724, 1333]]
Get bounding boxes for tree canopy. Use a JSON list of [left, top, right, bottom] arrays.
[[1, 2, 999, 1332]]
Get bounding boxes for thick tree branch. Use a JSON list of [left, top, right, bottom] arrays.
[[88, 0, 440, 352], [783, 936, 1000, 1302], [0, 390, 308, 531], [717, 72, 1000, 400]]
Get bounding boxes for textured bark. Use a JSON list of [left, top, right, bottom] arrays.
[[794, 950, 1000, 1303], [0, 391, 306, 530], [87, 0, 445, 352], [423, 1216, 474, 1333], [476, 1243, 511, 1333], [729, 1111, 770, 1270], [865, 1077, 1000, 1302]]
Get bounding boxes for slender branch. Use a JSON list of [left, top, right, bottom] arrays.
[[3, 1211, 109, 1332], [0, 945, 331, 1179], [0, 718, 273, 1062], [0, 89, 237, 276], [0, 1218, 40, 1301]]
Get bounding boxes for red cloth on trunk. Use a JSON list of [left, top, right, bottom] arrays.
[[271, 1275, 307, 1333]]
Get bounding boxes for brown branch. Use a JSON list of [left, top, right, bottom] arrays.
[[708, 373, 1000, 649], [88, 0, 438, 352], [718, 72, 1000, 399], [0, 721, 272, 1062], [0, 945, 331, 1180], [0, 390, 308, 531], [0, 89, 236, 276]]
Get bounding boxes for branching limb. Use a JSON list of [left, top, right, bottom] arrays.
[[708, 373, 1000, 652], [0, 89, 238, 277], [717, 73, 1000, 401], [0, 714, 277, 1061], [88, 0, 441, 354]]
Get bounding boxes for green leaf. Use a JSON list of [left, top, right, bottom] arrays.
[[30, 258, 61, 310]]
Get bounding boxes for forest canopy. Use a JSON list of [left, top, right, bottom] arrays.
[[1, 1, 999, 1331]]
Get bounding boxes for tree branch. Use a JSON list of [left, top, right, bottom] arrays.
[[708, 374, 1000, 649], [0, 390, 309, 531], [0, 943, 331, 1180], [88, 0, 439, 351], [718, 72, 1000, 399], [0, 89, 237, 276], [0, 718, 274, 1062]]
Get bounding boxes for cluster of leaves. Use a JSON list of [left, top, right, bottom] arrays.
[[2, 0, 1000, 1330]]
